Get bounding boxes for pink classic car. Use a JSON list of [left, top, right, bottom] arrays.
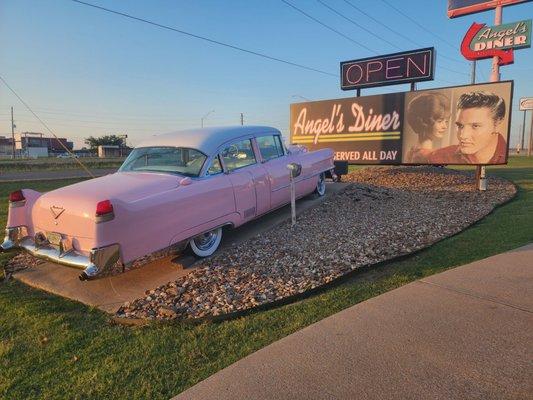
[[1, 126, 333, 280]]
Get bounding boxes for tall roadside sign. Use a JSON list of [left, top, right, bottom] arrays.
[[452, 0, 531, 189], [519, 98, 533, 156], [448, 0, 532, 18]]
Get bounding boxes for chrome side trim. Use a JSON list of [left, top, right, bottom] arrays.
[[95, 212, 115, 224]]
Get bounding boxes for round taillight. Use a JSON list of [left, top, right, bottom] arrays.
[[9, 190, 25, 203], [96, 200, 114, 216]]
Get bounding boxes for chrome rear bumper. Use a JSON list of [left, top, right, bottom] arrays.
[[1, 226, 121, 280]]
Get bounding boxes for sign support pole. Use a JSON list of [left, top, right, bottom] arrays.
[[477, 5, 503, 191], [522, 110, 527, 152], [524, 111, 533, 157]]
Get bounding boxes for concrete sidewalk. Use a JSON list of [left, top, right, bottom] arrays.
[[175, 244, 533, 400]]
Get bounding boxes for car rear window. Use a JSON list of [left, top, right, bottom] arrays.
[[119, 147, 207, 177]]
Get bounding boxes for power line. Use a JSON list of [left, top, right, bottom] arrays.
[[379, 0, 459, 52], [316, 0, 399, 51], [0, 75, 95, 177], [280, 0, 376, 54], [341, 0, 467, 67], [0, 110, 203, 123], [320, 0, 467, 77], [70, 0, 336, 78]]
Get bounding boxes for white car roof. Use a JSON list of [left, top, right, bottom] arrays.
[[136, 125, 281, 155]]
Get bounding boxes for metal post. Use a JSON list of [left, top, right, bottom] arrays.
[[11, 107, 15, 159], [527, 111, 533, 157], [290, 174, 296, 226], [356, 88, 361, 97], [286, 163, 301, 226], [477, 5, 502, 191], [471, 60, 476, 84], [521, 110, 527, 152], [240, 113, 244, 126], [490, 6, 502, 82], [410, 82, 416, 91]]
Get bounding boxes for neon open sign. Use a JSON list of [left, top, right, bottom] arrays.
[[340, 48, 435, 91]]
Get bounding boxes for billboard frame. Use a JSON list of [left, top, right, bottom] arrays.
[[447, 0, 533, 18], [290, 80, 514, 166]]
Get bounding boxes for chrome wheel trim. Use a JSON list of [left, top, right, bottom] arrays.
[[194, 231, 218, 251], [190, 227, 222, 257], [316, 173, 326, 196]]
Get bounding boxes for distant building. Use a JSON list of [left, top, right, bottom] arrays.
[[97, 145, 132, 158], [98, 145, 120, 158], [0, 136, 14, 156], [16, 132, 73, 152]]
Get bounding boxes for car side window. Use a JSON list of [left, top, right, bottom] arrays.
[[257, 135, 282, 162], [221, 139, 256, 172], [207, 155, 223, 175]]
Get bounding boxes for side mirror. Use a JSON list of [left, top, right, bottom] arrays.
[[286, 163, 302, 178]]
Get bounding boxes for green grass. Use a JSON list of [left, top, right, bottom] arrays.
[[0, 158, 124, 172], [0, 157, 532, 400]]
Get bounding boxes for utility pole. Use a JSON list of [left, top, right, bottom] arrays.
[[11, 107, 15, 159], [240, 113, 244, 126]]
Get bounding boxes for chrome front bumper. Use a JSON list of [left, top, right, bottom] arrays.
[[1, 226, 121, 280]]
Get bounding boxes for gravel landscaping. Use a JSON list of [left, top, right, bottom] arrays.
[[115, 166, 517, 321]]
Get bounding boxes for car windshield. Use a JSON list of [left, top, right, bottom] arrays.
[[119, 147, 207, 177]]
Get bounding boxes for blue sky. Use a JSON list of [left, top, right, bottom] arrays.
[[0, 0, 532, 148]]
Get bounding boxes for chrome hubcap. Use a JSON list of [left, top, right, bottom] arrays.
[[317, 174, 325, 195], [193, 230, 218, 251]]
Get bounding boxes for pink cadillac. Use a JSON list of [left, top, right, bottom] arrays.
[[1, 126, 333, 280]]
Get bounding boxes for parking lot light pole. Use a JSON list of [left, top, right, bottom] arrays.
[[201, 110, 215, 128]]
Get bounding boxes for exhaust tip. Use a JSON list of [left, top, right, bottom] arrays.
[[79, 272, 88, 281]]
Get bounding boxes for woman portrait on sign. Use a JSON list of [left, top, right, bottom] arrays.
[[405, 92, 451, 163]]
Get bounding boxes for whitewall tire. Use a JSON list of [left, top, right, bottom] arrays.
[[189, 227, 223, 257], [314, 172, 326, 197]]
